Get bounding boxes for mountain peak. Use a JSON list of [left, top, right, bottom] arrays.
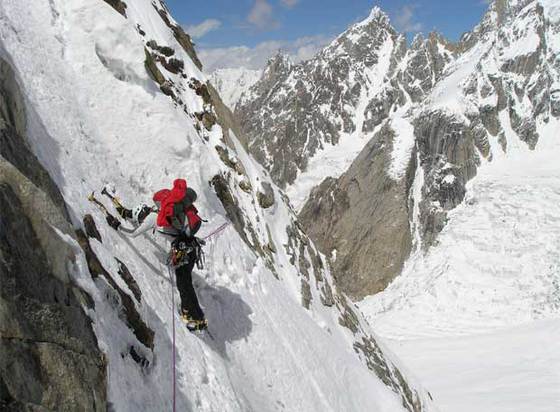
[[355, 5, 391, 29]]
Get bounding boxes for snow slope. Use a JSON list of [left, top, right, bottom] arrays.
[[362, 117, 560, 338], [0, 0, 434, 411], [390, 319, 560, 412], [360, 114, 560, 410]]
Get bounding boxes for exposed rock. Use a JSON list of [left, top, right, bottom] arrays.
[[161, 57, 184, 74], [0, 178, 107, 411], [257, 182, 275, 209], [197, 111, 216, 130], [206, 82, 250, 151], [189, 78, 211, 106], [300, 124, 414, 299], [236, 10, 403, 188], [153, 3, 202, 70], [215, 145, 243, 174], [0, 58, 69, 219], [76, 230, 154, 350], [238, 179, 252, 193], [160, 81, 175, 98], [236, 12, 455, 189], [0, 61, 106, 411], [211, 174, 247, 246], [301, 279, 312, 309], [102, 0, 127, 17], [397, 32, 456, 103], [336, 296, 359, 334], [414, 111, 479, 247], [83, 214, 102, 243], [146, 40, 174, 57], [144, 48, 165, 86], [354, 336, 424, 412], [128, 346, 150, 368], [115, 258, 142, 303]]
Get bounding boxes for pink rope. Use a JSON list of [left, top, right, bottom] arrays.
[[202, 222, 230, 240], [163, 221, 228, 411], [168, 266, 177, 412]]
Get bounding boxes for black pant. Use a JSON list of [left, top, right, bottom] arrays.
[[175, 251, 204, 320]]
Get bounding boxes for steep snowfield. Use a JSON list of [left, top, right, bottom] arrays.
[[209, 68, 262, 110], [362, 117, 560, 338], [360, 116, 560, 410], [0, 0, 432, 411]]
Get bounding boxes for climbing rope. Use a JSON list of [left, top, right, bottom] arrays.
[[167, 265, 177, 412], [202, 222, 230, 240], [160, 222, 228, 412]]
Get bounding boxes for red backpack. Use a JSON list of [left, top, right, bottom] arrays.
[[185, 205, 202, 234], [153, 179, 202, 233], [155, 179, 186, 228]]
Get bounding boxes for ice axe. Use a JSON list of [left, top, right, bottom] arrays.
[[87, 191, 110, 216], [101, 186, 125, 209]]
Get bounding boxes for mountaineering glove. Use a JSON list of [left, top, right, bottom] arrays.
[[106, 214, 121, 230]]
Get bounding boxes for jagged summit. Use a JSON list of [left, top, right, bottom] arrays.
[[355, 5, 391, 29]]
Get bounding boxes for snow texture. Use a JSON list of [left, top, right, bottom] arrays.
[[360, 116, 560, 410], [209, 67, 262, 110]]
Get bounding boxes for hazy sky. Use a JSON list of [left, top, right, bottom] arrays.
[[165, 0, 492, 71]]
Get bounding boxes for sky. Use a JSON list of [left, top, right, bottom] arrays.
[[165, 0, 492, 72]]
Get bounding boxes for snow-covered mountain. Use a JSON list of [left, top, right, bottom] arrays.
[[237, 0, 560, 300], [0, 0, 436, 411], [236, 8, 402, 198], [235, 8, 456, 208], [209, 67, 262, 110]]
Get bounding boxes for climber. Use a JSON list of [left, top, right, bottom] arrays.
[[154, 178, 207, 332]]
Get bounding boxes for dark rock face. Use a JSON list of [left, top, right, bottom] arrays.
[[0, 57, 107, 410], [257, 182, 275, 209], [115, 258, 142, 303], [414, 111, 479, 247], [299, 125, 414, 299], [0, 58, 69, 219], [76, 230, 154, 350], [354, 335, 426, 412], [83, 214, 103, 243], [0, 183, 107, 411], [102, 0, 127, 17]]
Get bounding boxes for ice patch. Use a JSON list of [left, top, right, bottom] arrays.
[[388, 116, 415, 180]]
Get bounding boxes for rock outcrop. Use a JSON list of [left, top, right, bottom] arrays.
[[300, 124, 414, 299], [0, 56, 107, 411]]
